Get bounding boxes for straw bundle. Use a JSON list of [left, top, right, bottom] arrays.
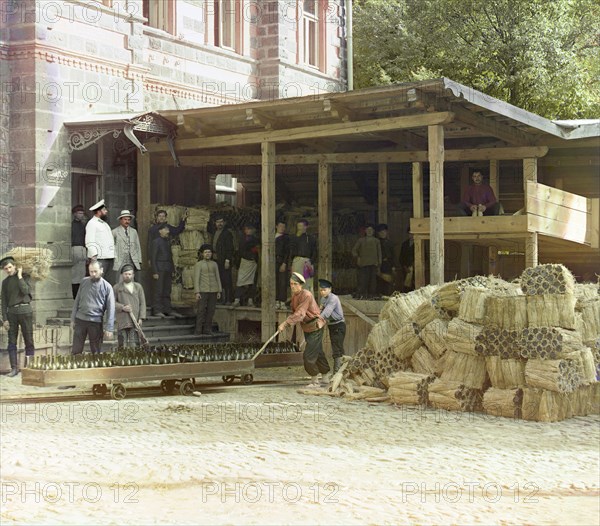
[[440, 350, 487, 389], [181, 267, 195, 289], [574, 283, 599, 305], [568, 384, 596, 416], [411, 346, 437, 376], [180, 289, 196, 305], [429, 380, 483, 412], [575, 299, 600, 341], [170, 283, 182, 304], [388, 371, 436, 406], [185, 207, 211, 230], [431, 281, 461, 315], [420, 319, 448, 359], [482, 387, 523, 419], [485, 295, 528, 330], [518, 327, 583, 359], [579, 348, 597, 384], [523, 388, 573, 422], [526, 294, 576, 329], [411, 301, 443, 330], [525, 358, 582, 393], [477, 328, 521, 359], [4, 246, 54, 282], [366, 319, 394, 355], [175, 249, 199, 268], [179, 230, 207, 251], [379, 285, 436, 330], [520, 263, 575, 295], [344, 386, 387, 401], [171, 245, 181, 267], [390, 322, 422, 360], [458, 287, 490, 323], [446, 319, 483, 356], [155, 205, 185, 226], [485, 356, 526, 389]]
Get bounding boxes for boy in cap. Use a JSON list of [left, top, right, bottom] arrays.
[[193, 244, 222, 335], [113, 264, 146, 348], [1, 256, 35, 376], [85, 199, 115, 278], [278, 272, 330, 387], [112, 210, 142, 283], [318, 278, 346, 374], [71, 204, 87, 298]]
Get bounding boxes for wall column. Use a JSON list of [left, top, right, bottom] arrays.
[[428, 125, 445, 285], [261, 142, 276, 340], [318, 162, 332, 280], [412, 161, 425, 288]]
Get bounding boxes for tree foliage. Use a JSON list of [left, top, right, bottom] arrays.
[[353, 0, 600, 119]]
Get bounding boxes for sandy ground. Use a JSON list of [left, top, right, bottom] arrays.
[[0, 367, 599, 526]]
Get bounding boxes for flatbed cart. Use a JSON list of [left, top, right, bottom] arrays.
[[21, 359, 255, 400]]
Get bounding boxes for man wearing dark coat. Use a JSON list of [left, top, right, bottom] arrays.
[[211, 215, 235, 304], [150, 226, 182, 318]]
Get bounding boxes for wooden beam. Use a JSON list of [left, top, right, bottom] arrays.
[[146, 112, 456, 152], [414, 238, 425, 288], [591, 199, 599, 249], [525, 232, 538, 267], [157, 146, 549, 167], [428, 125, 445, 285], [411, 216, 529, 236], [488, 245, 498, 276], [260, 142, 277, 341], [318, 162, 333, 281], [523, 158, 537, 214], [378, 163, 388, 225], [452, 105, 531, 145], [137, 151, 151, 266], [340, 298, 377, 327], [489, 159, 499, 198], [246, 109, 275, 130], [412, 162, 424, 219]]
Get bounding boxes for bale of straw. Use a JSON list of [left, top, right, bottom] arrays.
[[485, 356, 526, 389], [176, 249, 199, 267], [180, 289, 196, 306], [410, 300, 443, 330], [379, 285, 436, 330], [520, 263, 576, 296], [440, 350, 487, 389], [580, 348, 597, 385], [185, 207, 211, 230], [525, 358, 582, 393], [388, 371, 435, 406], [477, 328, 521, 359], [567, 384, 597, 417], [170, 283, 183, 304], [574, 283, 599, 306], [366, 319, 394, 355], [420, 319, 448, 359], [171, 245, 181, 267], [431, 281, 461, 315], [429, 380, 483, 412], [526, 294, 576, 329], [181, 267, 195, 289], [482, 387, 523, 419], [446, 319, 483, 356], [411, 346, 437, 376], [155, 204, 185, 226], [518, 327, 583, 359], [390, 322, 422, 360], [179, 230, 207, 251], [485, 295, 528, 330], [458, 287, 490, 323], [575, 299, 600, 341], [522, 388, 571, 422], [4, 247, 54, 282]]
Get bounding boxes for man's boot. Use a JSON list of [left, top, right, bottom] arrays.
[[333, 357, 342, 374], [7, 347, 19, 377]]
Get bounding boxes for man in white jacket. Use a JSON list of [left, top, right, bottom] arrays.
[[85, 199, 115, 278], [112, 209, 142, 282]]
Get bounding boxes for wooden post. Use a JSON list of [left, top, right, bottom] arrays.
[[261, 142, 276, 341], [137, 151, 151, 265], [428, 125, 445, 285], [318, 162, 332, 280], [488, 245, 498, 276], [378, 162, 388, 225], [489, 159, 499, 199], [523, 158, 538, 268], [412, 162, 425, 288]]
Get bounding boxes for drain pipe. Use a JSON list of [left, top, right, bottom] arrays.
[[346, 0, 353, 91]]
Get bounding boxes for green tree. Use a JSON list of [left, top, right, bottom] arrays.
[[353, 0, 600, 119]]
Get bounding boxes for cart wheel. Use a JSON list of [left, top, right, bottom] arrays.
[[222, 375, 235, 384], [179, 379, 194, 396], [160, 380, 171, 393], [241, 374, 254, 385], [92, 384, 107, 397], [111, 383, 126, 400]]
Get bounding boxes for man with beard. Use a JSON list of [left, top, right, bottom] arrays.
[[113, 264, 146, 348], [71, 204, 87, 299], [211, 215, 235, 304], [112, 210, 142, 283], [1, 257, 35, 376], [85, 199, 115, 278], [71, 260, 115, 355]]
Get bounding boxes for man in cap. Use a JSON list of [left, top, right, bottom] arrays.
[[289, 219, 317, 292], [193, 244, 221, 335], [71, 260, 115, 355], [278, 272, 330, 388], [147, 208, 187, 258], [275, 219, 290, 309], [211, 215, 235, 304], [1, 256, 35, 376], [113, 264, 146, 348], [352, 224, 382, 299], [318, 278, 346, 374], [85, 199, 115, 279], [71, 204, 87, 299], [376, 223, 396, 296], [233, 223, 259, 307], [112, 210, 142, 283], [150, 225, 183, 318]]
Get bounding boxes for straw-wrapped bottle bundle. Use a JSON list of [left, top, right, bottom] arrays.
[[526, 294, 576, 329], [175, 249, 199, 267], [388, 371, 436, 406], [390, 322, 422, 360], [185, 207, 211, 230], [446, 318, 483, 356], [429, 380, 483, 412], [170, 283, 183, 304], [365, 319, 395, 355], [379, 285, 436, 330], [476, 327, 522, 359], [524, 358, 582, 393], [420, 318, 448, 359], [410, 346, 437, 375], [410, 300, 443, 330], [520, 263, 576, 295], [485, 295, 528, 330], [485, 356, 526, 389], [518, 327, 583, 359], [568, 384, 599, 416], [171, 245, 181, 267], [579, 348, 597, 385], [431, 281, 461, 316], [522, 388, 573, 422], [458, 286, 490, 324], [574, 299, 600, 342], [179, 230, 207, 251], [181, 267, 195, 289], [482, 387, 523, 419], [3, 247, 55, 282], [440, 350, 488, 389]]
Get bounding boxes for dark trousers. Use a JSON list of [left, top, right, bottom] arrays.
[[357, 265, 377, 296], [303, 328, 330, 376], [153, 271, 173, 314], [218, 265, 233, 304], [195, 292, 218, 334], [327, 321, 346, 359], [72, 318, 104, 354], [72, 284, 80, 299], [117, 328, 139, 348], [276, 268, 288, 303], [97, 259, 113, 281], [235, 283, 256, 304], [7, 310, 35, 355]]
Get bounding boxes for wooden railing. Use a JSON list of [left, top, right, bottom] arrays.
[[526, 182, 599, 248]]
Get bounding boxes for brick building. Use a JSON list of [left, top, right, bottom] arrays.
[[0, 0, 348, 323]]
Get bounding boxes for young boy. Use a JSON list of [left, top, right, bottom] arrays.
[[318, 279, 346, 374], [193, 244, 222, 335]]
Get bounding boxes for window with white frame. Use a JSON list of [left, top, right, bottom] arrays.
[[214, 0, 237, 50], [301, 0, 319, 68], [143, 0, 175, 33]]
